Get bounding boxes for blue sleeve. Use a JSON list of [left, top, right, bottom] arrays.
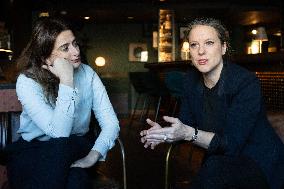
[[90, 72, 120, 160], [16, 75, 78, 138]]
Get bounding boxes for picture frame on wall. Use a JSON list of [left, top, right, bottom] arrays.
[[179, 27, 189, 40], [128, 43, 147, 62]]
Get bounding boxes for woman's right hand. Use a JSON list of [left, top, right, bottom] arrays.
[[42, 58, 74, 87], [141, 116, 193, 149], [140, 118, 163, 149]]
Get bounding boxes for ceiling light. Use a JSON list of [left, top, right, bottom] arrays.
[[95, 57, 106, 67], [127, 16, 134, 19], [0, 49, 12, 53], [251, 29, 257, 35], [273, 31, 281, 36], [39, 12, 49, 17], [60, 10, 67, 15], [84, 16, 90, 20]]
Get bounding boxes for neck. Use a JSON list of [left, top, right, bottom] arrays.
[[203, 62, 223, 89]]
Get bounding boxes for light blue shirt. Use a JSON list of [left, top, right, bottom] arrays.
[[16, 63, 120, 160]]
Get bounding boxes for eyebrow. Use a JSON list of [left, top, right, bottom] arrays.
[[57, 39, 77, 50]]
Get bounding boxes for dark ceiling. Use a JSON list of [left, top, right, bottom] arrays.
[[27, 0, 282, 25], [0, 0, 283, 29]]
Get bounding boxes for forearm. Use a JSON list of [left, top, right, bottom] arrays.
[[88, 150, 102, 163], [60, 77, 74, 88]]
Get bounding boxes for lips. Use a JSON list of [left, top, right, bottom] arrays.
[[71, 58, 81, 63], [198, 59, 208, 65]]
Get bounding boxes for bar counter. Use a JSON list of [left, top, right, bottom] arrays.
[[144, 52, 284, 112], [144, 52, 284, 72]]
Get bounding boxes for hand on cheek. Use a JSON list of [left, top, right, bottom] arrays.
[[42, 57, 74, 87]]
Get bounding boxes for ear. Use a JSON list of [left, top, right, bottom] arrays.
[[45, 58, 52, 66], [222, 42, 227, 55]]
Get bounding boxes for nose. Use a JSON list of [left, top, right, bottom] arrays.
[[198, 45, 205, 55], [70, 45, 80, 56]]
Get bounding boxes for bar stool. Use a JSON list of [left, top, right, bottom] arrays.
[[128, 72, 150, 126], [164, 71, 185, 117], [128, 71, 170, 127], [0, 84, 22, 149]]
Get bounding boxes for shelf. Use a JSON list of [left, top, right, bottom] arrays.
[[158, 9, 175, 62], [145, 52, 284, 72]]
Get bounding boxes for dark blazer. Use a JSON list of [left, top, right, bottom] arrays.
[[179, 62, 284, 189]]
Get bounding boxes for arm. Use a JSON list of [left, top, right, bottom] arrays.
[[141, 116, 214, 149], [141, 72, 261, 154], [208, 75, 261, 156], [90, 72, 120, 160], [16, 75, 77, 138]]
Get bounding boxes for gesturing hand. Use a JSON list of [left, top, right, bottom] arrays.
[[140, 118, 163, 149], [140, 116, 190, 149]]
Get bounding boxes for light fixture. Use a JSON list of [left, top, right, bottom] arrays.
[[0, 49, 12, 53], [140, 51, 148, 62], [84, 16, 90, 20], [180, 29, 190, 60], [251, 29, 257, 35], [60, 10, 67, 15], [95, 56, 106, 67], [255, 27, 268, 41], [152, 31, 158, 48], [250, 27, 268, 54], [39, 12, 49, 17]]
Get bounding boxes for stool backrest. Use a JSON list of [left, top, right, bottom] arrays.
[[164, 71, 185, 98]]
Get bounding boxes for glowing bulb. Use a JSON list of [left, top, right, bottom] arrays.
[[95, 57, 106, 67], [181, 41, 190, 52], [252, 29, 257, 35]]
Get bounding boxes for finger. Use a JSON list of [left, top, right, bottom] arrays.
[[45, 58, 53, 66], [146, 127, 172, 135], [148, 125, 161, 131], [146, 118, 160, 128], [144, 142, 150, 148], [144, 138, 164, 143], [140, 130, 148, 136], [70, 162, 80, 168], [141, 136, 146, 143], [163, 116, 180, 124], [151, 142, 159, 150], [145, 133, 167, 140], [41, 65, 48, 70]]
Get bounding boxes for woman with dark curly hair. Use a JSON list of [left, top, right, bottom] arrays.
[[5, 17, 120, 189], [141, 17, 284, 189]]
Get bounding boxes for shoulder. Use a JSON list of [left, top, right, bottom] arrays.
[[77, 63, 96, 75], [75, 63, 100, 81], [226, 62, 257, 81], [16, 74, 43, 97], [16, 74, 41, 89], [224, 62, 259, 91]]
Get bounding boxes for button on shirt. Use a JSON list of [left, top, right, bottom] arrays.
[[16, 63, 120, 160]]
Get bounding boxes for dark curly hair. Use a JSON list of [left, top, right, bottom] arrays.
[[17, 17, 73, 105]]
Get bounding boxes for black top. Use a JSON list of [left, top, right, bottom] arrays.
[[179, 62, 284, 189]]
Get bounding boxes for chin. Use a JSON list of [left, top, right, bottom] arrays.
[[73, 62, 81, 69], [194, 65, 211, 74]]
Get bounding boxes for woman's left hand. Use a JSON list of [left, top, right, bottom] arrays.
[[143, 116, 190, 144], [70, 150, 102, 168]]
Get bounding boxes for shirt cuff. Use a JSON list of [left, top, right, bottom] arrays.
[[58, 84, 78, 101], [207, 133, 225, 154], [92, 142, 108, 161]]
